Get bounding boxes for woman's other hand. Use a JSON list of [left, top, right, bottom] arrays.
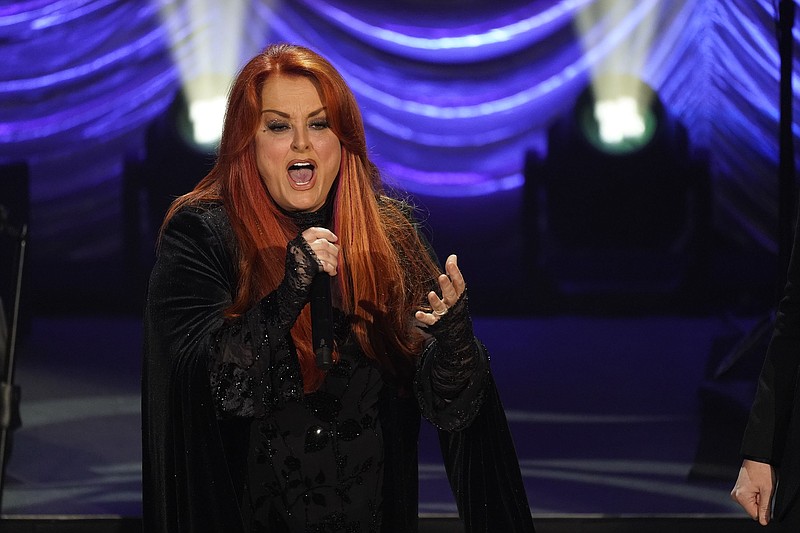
[[415, 254, 465, 326], [731, 459, 776, 526]]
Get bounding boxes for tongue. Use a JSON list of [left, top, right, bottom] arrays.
[[289, 168, 313, 184]]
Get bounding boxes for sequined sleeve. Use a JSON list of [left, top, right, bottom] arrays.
[[208, 233, 321, 419], [414, 291, 490, 432]]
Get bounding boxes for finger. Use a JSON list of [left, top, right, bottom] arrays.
[[317, 258, 337, 276], [759, 491, 772, 525], [744, 501, 759, 521], [309, 239, 339, 273], [731, 488, 759, 521], [311, 251, 337, 276], [437, 273, 457, 306], [444, 254, 466, 297], [311, 238, 339, 261], [415, 310, 436, 326], [427, 290, 448, 315], [412, 291, 449, 326], [302, 227, 338, 243], [322, 252, 339, 275]]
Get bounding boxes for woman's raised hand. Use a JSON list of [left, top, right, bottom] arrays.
[[415, 254, 465, 326]]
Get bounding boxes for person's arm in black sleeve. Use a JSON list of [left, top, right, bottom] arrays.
[[148, 205, 322, 419], [412, 250, 490, 431], [733, 201, 800, 525], [208, 233, 323, 418]]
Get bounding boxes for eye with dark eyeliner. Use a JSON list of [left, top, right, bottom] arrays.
[[266, 119, 289, 132], [310, 118, 329, 130]]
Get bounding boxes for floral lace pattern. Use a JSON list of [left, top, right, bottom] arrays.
[[244, 345, 385, 532], [208, 234, 320, 419]]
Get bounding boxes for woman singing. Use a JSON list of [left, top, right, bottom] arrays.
[[141, 43, 534, 533]]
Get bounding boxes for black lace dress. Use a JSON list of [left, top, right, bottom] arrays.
[[141, 201, 535, 533], [240, 331, 388, 530]]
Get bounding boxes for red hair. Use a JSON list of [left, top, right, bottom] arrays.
[[162, 43, 440, 391]]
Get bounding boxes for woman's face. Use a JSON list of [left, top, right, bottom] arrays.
[[256, 74, 341, 213]]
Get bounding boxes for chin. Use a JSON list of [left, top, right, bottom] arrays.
[[286, 197, 323, 213]]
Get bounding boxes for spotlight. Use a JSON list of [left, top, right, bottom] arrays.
[[576, 74, 660, 156], [166, 86, 223, 155], [187, 95, 227, 148], [523, 76, 710, 311], [155, 0, 250, 148]]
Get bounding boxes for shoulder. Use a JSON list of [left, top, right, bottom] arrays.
[[169, 201, 227, 224], [165, 201, 230, 236], [159, 201, 237, 258]]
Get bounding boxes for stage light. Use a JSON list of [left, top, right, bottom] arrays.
[[156, 0, 253, 151], [572, 0, 661, 156], [523, 76, 711, 312], [576, 74, 660, 156], [595, 97, 643, 144], [168, 83, 227, 153], [519, 2, 709, 312], [188, 95, 227, 147]]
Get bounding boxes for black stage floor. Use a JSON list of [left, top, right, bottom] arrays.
[[0, 516, 769, 532]]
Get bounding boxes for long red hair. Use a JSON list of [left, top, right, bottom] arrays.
[[162, 43, 440, 391]]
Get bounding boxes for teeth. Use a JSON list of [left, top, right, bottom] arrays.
[[289, 162, 314, 170]]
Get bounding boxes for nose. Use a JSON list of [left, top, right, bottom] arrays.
[[291, 127, 310, 151]]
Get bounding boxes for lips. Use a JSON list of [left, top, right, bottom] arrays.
[[288, 161, 315, 186]]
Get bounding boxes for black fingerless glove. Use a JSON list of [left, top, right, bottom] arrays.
[[284, 233, 322, 292], [263, 233, 322, 331], [425, 290, 483, 400], [426, 290, 474, 352]]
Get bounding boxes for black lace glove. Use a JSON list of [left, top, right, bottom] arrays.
[[264, 232, 322, 330], [424, 290, 484, 400], [414, 290, 489, 431]]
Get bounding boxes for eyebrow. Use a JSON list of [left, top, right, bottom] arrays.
[[260, 106, 327, 118]]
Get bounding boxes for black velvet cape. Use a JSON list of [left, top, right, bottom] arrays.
[[141, 203, 535, 532]]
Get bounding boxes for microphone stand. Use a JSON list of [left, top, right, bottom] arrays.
[[0, 220, 27, 512]]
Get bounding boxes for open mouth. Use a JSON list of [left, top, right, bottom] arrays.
[[288, 161, 315, 186]]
